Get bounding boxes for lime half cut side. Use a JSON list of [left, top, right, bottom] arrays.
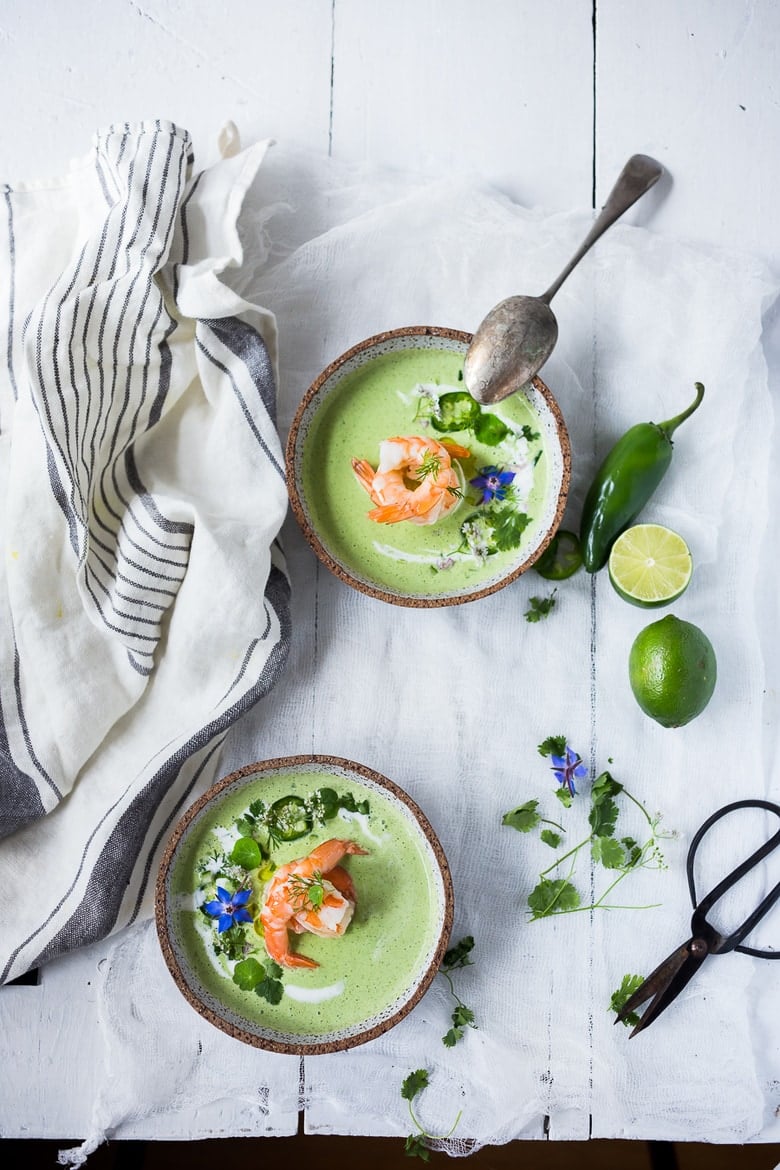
[[608, 524, 693, 608]]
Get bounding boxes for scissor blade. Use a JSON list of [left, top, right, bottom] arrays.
[[614, 939, 707, 1036]]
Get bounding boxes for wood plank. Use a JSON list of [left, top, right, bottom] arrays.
[[595, 0, 780, 268], [0, 0, 333, 180], [330, 0, 595, 211]]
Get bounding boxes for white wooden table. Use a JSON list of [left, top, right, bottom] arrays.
[[1, 0, 778, 1146]]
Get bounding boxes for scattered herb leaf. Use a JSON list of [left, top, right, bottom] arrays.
[[588, 795, 619, 839], [405, 1133, 431, 1161], [438, 935, 477, 1046], [401, 1068, 462, 1160], [402, 1069, 430, 1101], [505, 738, 674, 920], [610, 974, 645, 1028], [538, 735, 568, 759], [502, 799, 541, 833], [442, 936, 474, 970], [525, 591, 557, 622], [527, 877, 581, 918]]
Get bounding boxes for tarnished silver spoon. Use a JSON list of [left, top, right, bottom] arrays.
[[463, 154, 664, 405]]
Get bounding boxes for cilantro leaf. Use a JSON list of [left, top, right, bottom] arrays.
[[452, 1004, 475, 1029], [591, 836, 626, 869], [442, 1028, 461, 1048], [442, 936, 474, 970], [401, 1069, 430, 1101], [404, 1133, 431, 1161], [527, 878, 581, 918], [554, 786, 573, 809], [502, 799, 541, 833], [591, 771, 623, 802], [491, 507, 532, 552], [265, 959, 283, 981], [538, 735, 568, 759], [589, 795, 619, 838], [610, 973, 645, 1028], [525, 592, 556, 622], [248, 799, 266, 818], [540, 828, 562, 849], [621, 837, 643, 868], [234, 816, 255, 837], [521, 424, 540, 442]]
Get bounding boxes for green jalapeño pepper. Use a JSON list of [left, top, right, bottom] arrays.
[[580, 382, 704, 573]]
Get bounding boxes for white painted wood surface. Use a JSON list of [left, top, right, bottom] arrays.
[[0, 0, 778, 1146]]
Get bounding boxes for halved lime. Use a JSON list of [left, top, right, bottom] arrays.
[[608, 524, 692, 608]]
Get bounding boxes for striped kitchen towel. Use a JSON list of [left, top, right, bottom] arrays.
[[0, 121, 290, 983]]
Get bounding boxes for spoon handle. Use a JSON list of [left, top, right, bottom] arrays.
[[541, 154, 663, 304]]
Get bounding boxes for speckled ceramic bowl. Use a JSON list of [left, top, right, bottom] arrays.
[[286, 325, 570, 606], [156, 755, 453, 1055]]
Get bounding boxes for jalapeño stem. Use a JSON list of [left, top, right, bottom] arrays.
[[658, 382, 705, 440]]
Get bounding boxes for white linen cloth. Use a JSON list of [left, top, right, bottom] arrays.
[[27, 139, 779, 1159], [0, 122, 290, 983]]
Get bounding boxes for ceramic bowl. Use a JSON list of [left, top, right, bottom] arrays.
[[156, 755, 453, 1055], [286, 325, 570, 606]]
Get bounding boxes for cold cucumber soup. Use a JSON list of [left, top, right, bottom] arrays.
[[299, 345, 552, 596], [169, 767, 445, 1038]]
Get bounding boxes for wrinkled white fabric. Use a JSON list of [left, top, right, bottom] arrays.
[[72, 143, 779, 1153], [0, 123, 291, 988]]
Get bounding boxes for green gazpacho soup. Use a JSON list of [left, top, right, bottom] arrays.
[[300, 345, 551, 595], [170, 767, 444, 1037]]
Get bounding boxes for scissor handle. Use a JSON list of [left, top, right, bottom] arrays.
[[687, 798, 780, 958]]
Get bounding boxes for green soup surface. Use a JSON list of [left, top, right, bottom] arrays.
[[300, 346, 551, 596], [169, 768, 445, 1038]]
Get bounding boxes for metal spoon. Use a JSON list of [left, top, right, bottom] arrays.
[[463, 154, 664, 405]]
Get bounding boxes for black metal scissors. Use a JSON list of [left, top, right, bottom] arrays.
[[615, 798, 780, 1036]]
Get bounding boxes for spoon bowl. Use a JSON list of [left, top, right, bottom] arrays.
[[465, 154, 663, 405], [463, 294, 558, 406]]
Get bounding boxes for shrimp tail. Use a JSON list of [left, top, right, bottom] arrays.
[[367, 501, 412, 524], [327, 864, 358, 904], [351, 458, 377, 496], [264, 922, 319, 969], [440, 439, 471, 459]]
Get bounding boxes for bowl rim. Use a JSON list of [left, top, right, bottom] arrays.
[[155, 752, 455, 1055], [285, 324, 571, 607]]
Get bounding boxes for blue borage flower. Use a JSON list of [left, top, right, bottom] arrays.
[[204, 886, 253, 933], [469, 465, 515, 504], [550, 746, 588, 797]]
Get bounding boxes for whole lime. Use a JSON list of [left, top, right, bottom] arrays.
[[628, 614, 717, 728]]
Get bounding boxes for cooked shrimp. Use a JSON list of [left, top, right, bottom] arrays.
[[352, 434, 470, 525], [259, 838, 369, 970]]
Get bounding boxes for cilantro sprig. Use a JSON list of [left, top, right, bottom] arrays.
[[401, 1069, 462, 1161], [503, 736, 675, 920], [438, 936, 477, 1047], [524, 591, 557, 623]]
